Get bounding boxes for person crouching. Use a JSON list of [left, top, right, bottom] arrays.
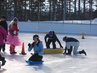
[[63, 36, 87, 55], [28, 35, 43, 61]]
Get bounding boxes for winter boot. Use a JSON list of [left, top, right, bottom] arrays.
[[2, 58, 6, 66], [10, 52, 17, 54], [10, 45, 16, 54], [79, 50, 87, 55], [13, 51, 17, 54], [67, 47, 72, 55]]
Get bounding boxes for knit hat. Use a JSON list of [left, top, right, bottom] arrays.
[[13, 17, 18, 22], [48, 31, 54, 36], [1, 16, 5, 19], [33, 35, 39, 39], [63, 36, 67, 41]]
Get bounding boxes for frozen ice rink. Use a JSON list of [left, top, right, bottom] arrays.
[[1, 33, 97, 73]]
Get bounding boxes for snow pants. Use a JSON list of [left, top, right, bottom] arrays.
[[46, 39, 56, 49], [0, 44, 5, 52], [0, 55, 5, 61], [10, 45, 15, 53], [29, 54, 43, 61], [66, 42, 79, 55]]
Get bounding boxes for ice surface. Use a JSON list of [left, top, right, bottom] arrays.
[[1, 33, 97, 73]]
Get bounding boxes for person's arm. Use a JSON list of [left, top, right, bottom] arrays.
[[28, 42, 34, 51], [1, 27, 7, 40], [55, 35, 63, 48], [38, 42, 44, 56], [44, 34, 48, 43], [5, 21, 8, 32]]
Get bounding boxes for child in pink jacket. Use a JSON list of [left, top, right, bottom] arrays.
[[6, 17, 22, 54]]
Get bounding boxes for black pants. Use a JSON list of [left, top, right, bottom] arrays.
[[65, 46, 73, 55], [46, 39, 56, 49], [0, 44, 5, 52], [0, 55, 4, 61], [29, 54, 43, 61]]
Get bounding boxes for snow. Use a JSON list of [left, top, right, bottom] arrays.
[[7, 20, 97, 35], [1, 33, 97, 73]]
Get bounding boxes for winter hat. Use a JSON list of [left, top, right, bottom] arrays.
[[13, 17, 18, 22], [48, 31, 54, 36], [1, 16, 5, 19], [33, 35, 39, 39], [63, 36, 67, 41]]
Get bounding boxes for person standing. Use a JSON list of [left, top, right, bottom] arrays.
[[6, 17, 22, 54], [0, 16, 8, 52], [63, 36, 87, 55], [0, 26, 7, 66]]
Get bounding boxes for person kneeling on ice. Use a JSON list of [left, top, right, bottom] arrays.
[[63, 36, 87, 55], [28, 35, 43, 61], [45, 31, 63, 49]]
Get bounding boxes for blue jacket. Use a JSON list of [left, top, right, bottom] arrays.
[[28, 41, 44, 56]]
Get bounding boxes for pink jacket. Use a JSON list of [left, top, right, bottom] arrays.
[[0, 26, 7, 45], [9, 24, 19, 36]]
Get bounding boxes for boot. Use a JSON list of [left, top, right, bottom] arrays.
[[68, 48, 72, 55], [10, 52, 17, 54], [2, 58, 6, 66], [79, 50, 87, 55]]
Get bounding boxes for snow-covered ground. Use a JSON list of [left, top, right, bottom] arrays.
[[7, 20, 97, 35], [1, 33, 97, 73]]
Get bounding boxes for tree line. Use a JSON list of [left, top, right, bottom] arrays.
[[0, 0, 97, 21]]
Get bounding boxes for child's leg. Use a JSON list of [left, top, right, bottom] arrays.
[[2, 44, 5, 52], [10, 45, 13, 53], [73, 46, 79, 55], [52, 40, 56, 49], [47, 39, 52, 48], [28, 55, 35, 61], [10, 45, 15, 53], [0, 55, 6, 66], [37, 55, 43, 61], [12, 45, 15, 52], [0, 45, 2, 52], [68, 46, 73, 55]]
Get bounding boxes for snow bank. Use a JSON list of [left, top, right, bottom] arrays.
[[7, 21, 97, 35], [92, 18, 97, 22]]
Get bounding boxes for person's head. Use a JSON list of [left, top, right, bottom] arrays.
[[48, 31, 54, 36], [1, 16, 5, 21], [13, 17, 18, 24], [63, 36, 67, 42], [33, 35, 39, 42]]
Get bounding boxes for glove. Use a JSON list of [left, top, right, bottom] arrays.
[[28, 43, 31, 48], [32, 42, 35, 47]]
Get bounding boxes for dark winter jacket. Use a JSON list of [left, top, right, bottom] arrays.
[[0, 21, 8, 32], [65, 37, 79, 42], [45, 32, 62, 47], [0, 26, 7, 45]]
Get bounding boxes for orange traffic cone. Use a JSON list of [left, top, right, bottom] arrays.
[[82, 33, 85, 39], [20, 42, 26, 55]]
